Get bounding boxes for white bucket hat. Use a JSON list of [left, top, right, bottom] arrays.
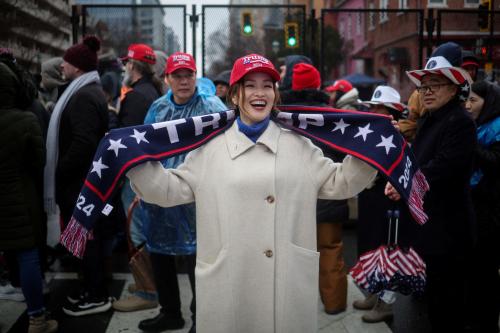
[[362, 85, 406, 112]]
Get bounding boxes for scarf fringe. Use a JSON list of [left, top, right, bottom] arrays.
[[60, 217, 94, 259], [408, 169, 429, 225]]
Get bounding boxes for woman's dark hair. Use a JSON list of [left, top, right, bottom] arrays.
[[471, 80, 489, 100]]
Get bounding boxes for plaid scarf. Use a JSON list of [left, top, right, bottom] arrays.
[[61, 106, 429, 258]]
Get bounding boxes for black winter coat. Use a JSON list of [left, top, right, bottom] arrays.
[[55, 82, 108, 220], [401, 98, 477, 256], [118, 76, 161, 127], [0, 62, 46, 250], [280, 89, 349, 223], [471, 83, 500, 248]]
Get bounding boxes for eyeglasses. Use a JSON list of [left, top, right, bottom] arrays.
[[417, 83, 453, 94]]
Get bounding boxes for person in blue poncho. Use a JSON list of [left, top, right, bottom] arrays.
[[464, 80, 500, 333], [136, 52, 226, 333]]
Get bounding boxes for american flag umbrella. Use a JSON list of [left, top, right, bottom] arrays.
[[350, 210, 426, 296]]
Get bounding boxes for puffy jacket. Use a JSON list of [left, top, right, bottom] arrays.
[[0, 62, 45, 250]]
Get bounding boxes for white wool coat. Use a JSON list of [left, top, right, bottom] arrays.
[[127, 120, 376, 333]]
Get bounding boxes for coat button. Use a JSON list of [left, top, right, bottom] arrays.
[[266, 195, 275, 203], [264, 250, 273, 258]]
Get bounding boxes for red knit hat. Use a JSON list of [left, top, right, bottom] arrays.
[[292, 63, 321, 91], [229, 54, 280, 86], [63, 36, 101, 72]]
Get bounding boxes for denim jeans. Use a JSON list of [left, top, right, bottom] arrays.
[[17, 248, 45, 316]]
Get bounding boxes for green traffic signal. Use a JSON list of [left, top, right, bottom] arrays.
[[241, 12, 253, 36], [284, 22, 299, 48]]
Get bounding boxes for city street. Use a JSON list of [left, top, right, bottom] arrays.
[[0, 227, 433, 333]]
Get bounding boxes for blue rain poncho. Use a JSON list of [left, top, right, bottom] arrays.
[[138, 87, 227, 255]]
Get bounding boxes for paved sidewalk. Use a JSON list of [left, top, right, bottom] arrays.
[[0, 272, 392, 333]]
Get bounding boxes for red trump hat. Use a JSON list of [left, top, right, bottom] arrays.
[[165, 52, 196, 74], [229, 54, 280, 86], [121, 44, 156, 64]]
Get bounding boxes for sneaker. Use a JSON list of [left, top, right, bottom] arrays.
[[28, 314, 58, 333], [66, 289, 88, 304], [353, 293, 377, 310], [0, 283, 25, 302], [112, 295, 158, 312], [63, 296, 112, 317], [361, 298, 394, 323]]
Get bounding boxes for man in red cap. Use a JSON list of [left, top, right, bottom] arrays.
[[135, 51, 226, 333], [118, 43, 163, 127], [112, 43, 164, 313]]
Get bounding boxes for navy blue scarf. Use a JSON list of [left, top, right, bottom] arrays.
[[61, 106, 429, 258]]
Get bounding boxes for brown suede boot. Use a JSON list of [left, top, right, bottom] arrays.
[[317, 223, 347, 314], [353, 293, 378, 310], [361, 298, 394, 323], [28, 314, 58, 333]]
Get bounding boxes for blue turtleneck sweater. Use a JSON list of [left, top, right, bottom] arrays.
[[236, 116, 270, 143]]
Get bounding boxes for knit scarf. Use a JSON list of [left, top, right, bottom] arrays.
[[44, 71, 101, 214], [61, 105, 429, 258], [237, 116, 270, 142]]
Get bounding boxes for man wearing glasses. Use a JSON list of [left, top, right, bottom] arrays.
[[385, 42, 476, 333], [135, 52, 226, 333]]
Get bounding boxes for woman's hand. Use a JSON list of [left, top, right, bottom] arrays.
[[384, 182, 401, 201]]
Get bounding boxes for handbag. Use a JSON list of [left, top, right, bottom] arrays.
[[126, 197, 156, 294]]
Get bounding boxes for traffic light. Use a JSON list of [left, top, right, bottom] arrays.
[[478, 1, 490, 31], [241, 12, 253, 36], [284, 22, 299, 48]]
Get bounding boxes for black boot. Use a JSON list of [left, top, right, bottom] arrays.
[[138, 312, 185, 332]]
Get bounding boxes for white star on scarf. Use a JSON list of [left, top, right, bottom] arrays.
[[332, 118, 350, 134], [353, 123, 374, 142], [376, 135, 396, 155], [107, 139, 127, 157], [130, 129, 149, 144], [91, 157, 109, 178]]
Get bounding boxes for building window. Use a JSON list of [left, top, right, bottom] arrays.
[[379, 0, 389, 23], [356, 12, 362, 35], [464, 0, 479, 6], [347, 14, 352, 39], [369, 3, 375, 30], [428, 0, 447, 6], [399, 0, 408, 8]]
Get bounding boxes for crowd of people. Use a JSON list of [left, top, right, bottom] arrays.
[[0, 35, 499, 333]]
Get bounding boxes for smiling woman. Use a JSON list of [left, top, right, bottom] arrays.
[[126, 53, 377, 333]]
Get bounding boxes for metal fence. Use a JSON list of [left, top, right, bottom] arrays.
[[72, 4, 186, 61], [201, 4, 306, 78], [436, 9, 500, 80], [320, 8, 425, 100]]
